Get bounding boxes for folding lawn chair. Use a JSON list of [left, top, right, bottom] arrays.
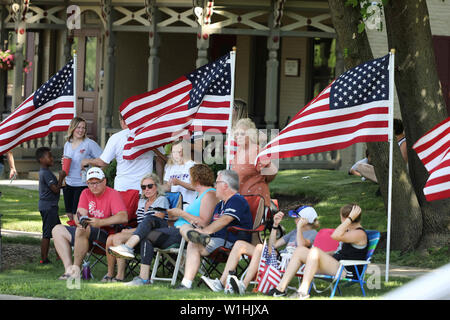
[[149, 192, 186, 286], [84, 189, 141, 279], [302, 229, 381, 298], [199, 194, 270, 281]]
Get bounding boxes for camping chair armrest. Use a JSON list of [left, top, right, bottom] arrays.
[[226, 224, 265, 235], [339, 260, 370, 267]]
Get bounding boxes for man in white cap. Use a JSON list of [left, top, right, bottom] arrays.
[[52, 167, 128, 280], [202, 206, 319, 295]]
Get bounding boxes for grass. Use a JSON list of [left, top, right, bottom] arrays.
[[0, 169, 447, 300]]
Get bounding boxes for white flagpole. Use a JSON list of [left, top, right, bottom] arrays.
[[385, 49, 395, 282], [226, 47, 236, 170], [72, 50, 77, 117]]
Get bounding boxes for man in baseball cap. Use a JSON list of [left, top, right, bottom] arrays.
[[52, 167, 128, 280], [288, 205, 318, 224]]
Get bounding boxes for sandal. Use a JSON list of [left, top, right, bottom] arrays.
[[112, 277, 124, 282], [101, 275, 113, 283], [58, 273, 71, 281]]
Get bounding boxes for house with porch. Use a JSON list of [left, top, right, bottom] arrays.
[[0, 0, 449, 178]]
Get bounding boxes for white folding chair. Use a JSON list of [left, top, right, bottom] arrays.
[[150, 237, 186, 286]]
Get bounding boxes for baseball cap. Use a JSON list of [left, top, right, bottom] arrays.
[[288, 205, 318, 223], [86, 167, 105, 181]]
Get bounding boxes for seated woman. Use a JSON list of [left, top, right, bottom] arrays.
[[268, 204, 367, 299], [108, 163, 218, 286], [103, 173, 168, 282], [201, 206, 319, 294]]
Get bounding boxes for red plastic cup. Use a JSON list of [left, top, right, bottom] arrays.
[[62, 157, 72, 175]]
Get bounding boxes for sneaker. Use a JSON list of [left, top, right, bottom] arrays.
[[175, 284, 191, 291], [224, 275, 234, 294], [201, 276, 224, 292], [229, 275, 246, 295], [108, 244, 135, 260], [266, 287, 287, 297], [187, 230, 211, 246], [125, 276, 152, 286], [39, 259, 51, 264], [290, 291, 310, 300]]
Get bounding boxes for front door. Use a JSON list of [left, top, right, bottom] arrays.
[[72, 29, 101, 141]]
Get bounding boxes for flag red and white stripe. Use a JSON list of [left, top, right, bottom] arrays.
[[0, 60, 75, 155], [120, 53, 234, 160], [413, 117, 450, 201], [256, 54, 392, 163], [256, 242, 282, 294]]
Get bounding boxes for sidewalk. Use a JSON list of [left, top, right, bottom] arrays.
[[0, 179, 39, 191]]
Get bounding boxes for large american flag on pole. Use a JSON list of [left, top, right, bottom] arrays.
[[0, 60, 75, 155], [256, 241, 282, 294], [412, 117, 450, 201], [120, 53, 234, 160], [255, 54, 392, 163]]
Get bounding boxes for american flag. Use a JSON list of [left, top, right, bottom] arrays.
[[0, 60, 75, 155], [256, 54, 392, 163], [120, 53, 234, 160], [256, 242, 282, 294], [412, 117, 450, 201]]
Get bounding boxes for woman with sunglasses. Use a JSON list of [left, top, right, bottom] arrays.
[[230, 118, 278, 215], [107, 164, 218, 286], [103, 173, 169, 282]]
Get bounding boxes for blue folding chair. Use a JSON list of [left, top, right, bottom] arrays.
[[309, 229, 380, 298]]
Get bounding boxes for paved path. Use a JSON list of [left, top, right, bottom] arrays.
[[0, 179, 39, 191]]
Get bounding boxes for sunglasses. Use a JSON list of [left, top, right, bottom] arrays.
[[141, 183, 155, 190]]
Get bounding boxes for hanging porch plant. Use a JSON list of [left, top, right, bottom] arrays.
[[0, 49, 33, 73]]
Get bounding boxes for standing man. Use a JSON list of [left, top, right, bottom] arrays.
[[81, 113, 165, 191], [52, 167, 128, 280], [176, 169, 253, 290]]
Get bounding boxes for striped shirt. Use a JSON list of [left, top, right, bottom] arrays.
[[136, 196, 170, 225]]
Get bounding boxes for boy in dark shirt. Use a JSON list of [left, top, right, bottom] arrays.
[[36, 147, 66, 264]]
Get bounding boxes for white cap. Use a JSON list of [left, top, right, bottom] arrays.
[[86, 167, 105, 181], [289, 205, 318, 223]]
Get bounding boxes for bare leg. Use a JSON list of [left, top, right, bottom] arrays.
[[72, 227, 91, 268], [183, 241, 207, 282], [105, 235, 116, 278], [40, 238, 50, 261], [297, 247, 342, 295], [139, 264, 151, 280], [52, 225, 73, 273], [112, 231, 133, 280], [219, 241, 255, 286], [242, 243, 264, 288], [179, 224, 194, 242], [277, 246, 310, 292]]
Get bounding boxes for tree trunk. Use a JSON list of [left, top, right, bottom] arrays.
[[327, 0, 423, 251], [383, 0, 450, 249]]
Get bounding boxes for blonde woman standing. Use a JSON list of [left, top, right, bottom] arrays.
[[63, 117, 103, 222]]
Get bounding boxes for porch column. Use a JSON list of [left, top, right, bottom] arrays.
[[103, 0, 115, 132], [264, 0, 283, 129], [11, 3, 26, 111], [195, 1, 210, 68], [0, 5, 7, 116], [146, 0, 160, 91]]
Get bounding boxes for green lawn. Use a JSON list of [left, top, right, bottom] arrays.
[[0, 169, 446, 300]]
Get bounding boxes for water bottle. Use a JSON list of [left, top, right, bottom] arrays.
[[82, 261, 92, 280], [81, 168, 87, 183]]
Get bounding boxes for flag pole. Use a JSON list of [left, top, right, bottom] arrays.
[[226, 47, 236, 170], [385, 48, 395, 282], [72, 49, 77, 117]]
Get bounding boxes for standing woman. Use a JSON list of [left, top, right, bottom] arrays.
[[63, 117, 103, 223], [230, 118, 278, 215]]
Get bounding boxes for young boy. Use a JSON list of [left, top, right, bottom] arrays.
[[36, 147, 66, 264]]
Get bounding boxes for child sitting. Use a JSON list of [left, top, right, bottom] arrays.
[[36, 147, 66, 264]]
